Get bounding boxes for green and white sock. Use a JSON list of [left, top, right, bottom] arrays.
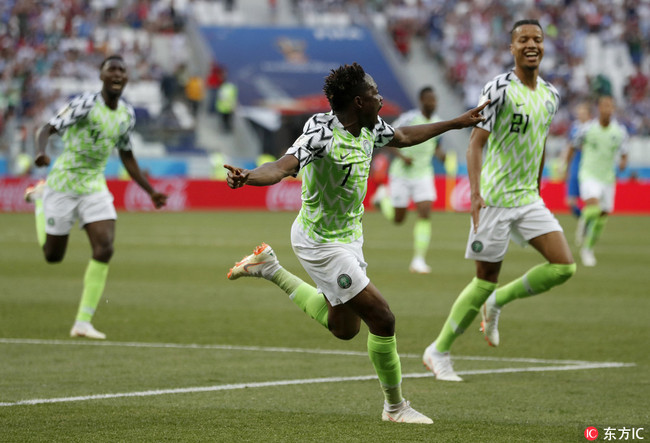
[[495, 263, 577, 306], [271, 268, 328, 328], [413, 219, 431, 260], [76, 259, 109, 322], [435, 277, 497, 352], [367, 333, 403, 405]]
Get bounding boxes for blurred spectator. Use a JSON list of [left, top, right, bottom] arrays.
[[206, 61, 225, 114], [0, 106, 17, 155], [1, 0, 192, 174], [625, 64, 649, 104], [160, 67, 180, 111], [216, 69, 238, 133], [185, 73, 205, 117]]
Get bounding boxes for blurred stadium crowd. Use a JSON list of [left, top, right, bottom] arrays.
[[0, 0, 195, 167], [1, 0, 649, 174], [291, 0, 649, 136]]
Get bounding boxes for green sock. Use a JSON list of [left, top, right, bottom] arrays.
[[34, 199, 46, 247], [367, 333, 403, 405], [495, 263, 577, 306], [580, 204, 601, 247], [413, 219, 431, 259], [585, 215, 607, 249], [272, 268, 328, 329], [76, 259, 109, 322], [435, 277, 497, 352], [379, 196, 395, 221]]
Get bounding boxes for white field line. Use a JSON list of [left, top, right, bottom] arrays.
[[0, 338, 601, 365], [0, 338, 635, 408], [0, 362, 634, 408]]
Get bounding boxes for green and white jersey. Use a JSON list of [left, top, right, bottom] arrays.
[[286, 112, 395, 243], [389, 109, 441, 179], [476, 71, 559, 207], [573, 119, 628, 184], [46, 92, 135, 194]]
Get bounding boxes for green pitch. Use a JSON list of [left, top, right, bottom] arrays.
[[1, 211, 648, 442]]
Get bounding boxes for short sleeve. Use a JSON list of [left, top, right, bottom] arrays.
[[285, 114, 332, 171], [373, 116, 395, 148], [49, 93, 97, 132], [116, 102, 136, 151], [475, 74, 508, 133]]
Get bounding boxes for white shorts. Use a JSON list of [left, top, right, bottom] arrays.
[[389, 175, 436, 208], [43, 186, 117, 235], [464, 200, 563, 263], [291, 220, 370, 306], [579, 178, 615, 213]]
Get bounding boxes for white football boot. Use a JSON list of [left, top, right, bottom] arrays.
[[422, 341, 463, 382], [480, 290, 501, 347], [382, 400, 433, 424], [24, 179, 46, 203], [227, 243, 281, 280], [580, 247, 597, 267], [70, 321, 106, 340], [409, 257, 431, 274]]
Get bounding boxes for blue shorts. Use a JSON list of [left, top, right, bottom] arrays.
[[567, 151, 581, 199]]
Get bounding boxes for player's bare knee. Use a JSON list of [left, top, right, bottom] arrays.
[[369, 309, 395, 336], [93, 244, 114, 262], [331, 326, 360, 341], [44, 251, 64, 263]]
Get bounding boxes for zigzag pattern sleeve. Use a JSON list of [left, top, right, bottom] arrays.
[[543, 78, 561, 115], [476, 73, 509, 133], [373, 116, 395, 148], [285, 113, 332, 171], [48, 93, 97, 132], [116, 101, 136, 151]]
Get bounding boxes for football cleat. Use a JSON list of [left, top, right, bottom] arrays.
[[24, 179, 46, 203], [422, 341, 463, 382], [480, 291, 501, 347], [227, 243, 281, 280], [70, 321, 106, 340], [382, 400, 433, 424], [409, 257, 431, 274], [580, 247, 597, 267]]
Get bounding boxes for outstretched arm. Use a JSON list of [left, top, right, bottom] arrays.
[[119, 149, 167, 209], [224, 154, 300, 188], [34, 123, 56, 167], [387, 101, 489, 148]]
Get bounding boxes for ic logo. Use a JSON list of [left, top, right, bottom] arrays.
[[584, 427, 598, 441]]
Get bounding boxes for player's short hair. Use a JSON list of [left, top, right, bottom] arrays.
[[510, 19, 543, 39], [100, 54, 125, 70], [323, 63, 368, 112], [419, 86, 435, 99]]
